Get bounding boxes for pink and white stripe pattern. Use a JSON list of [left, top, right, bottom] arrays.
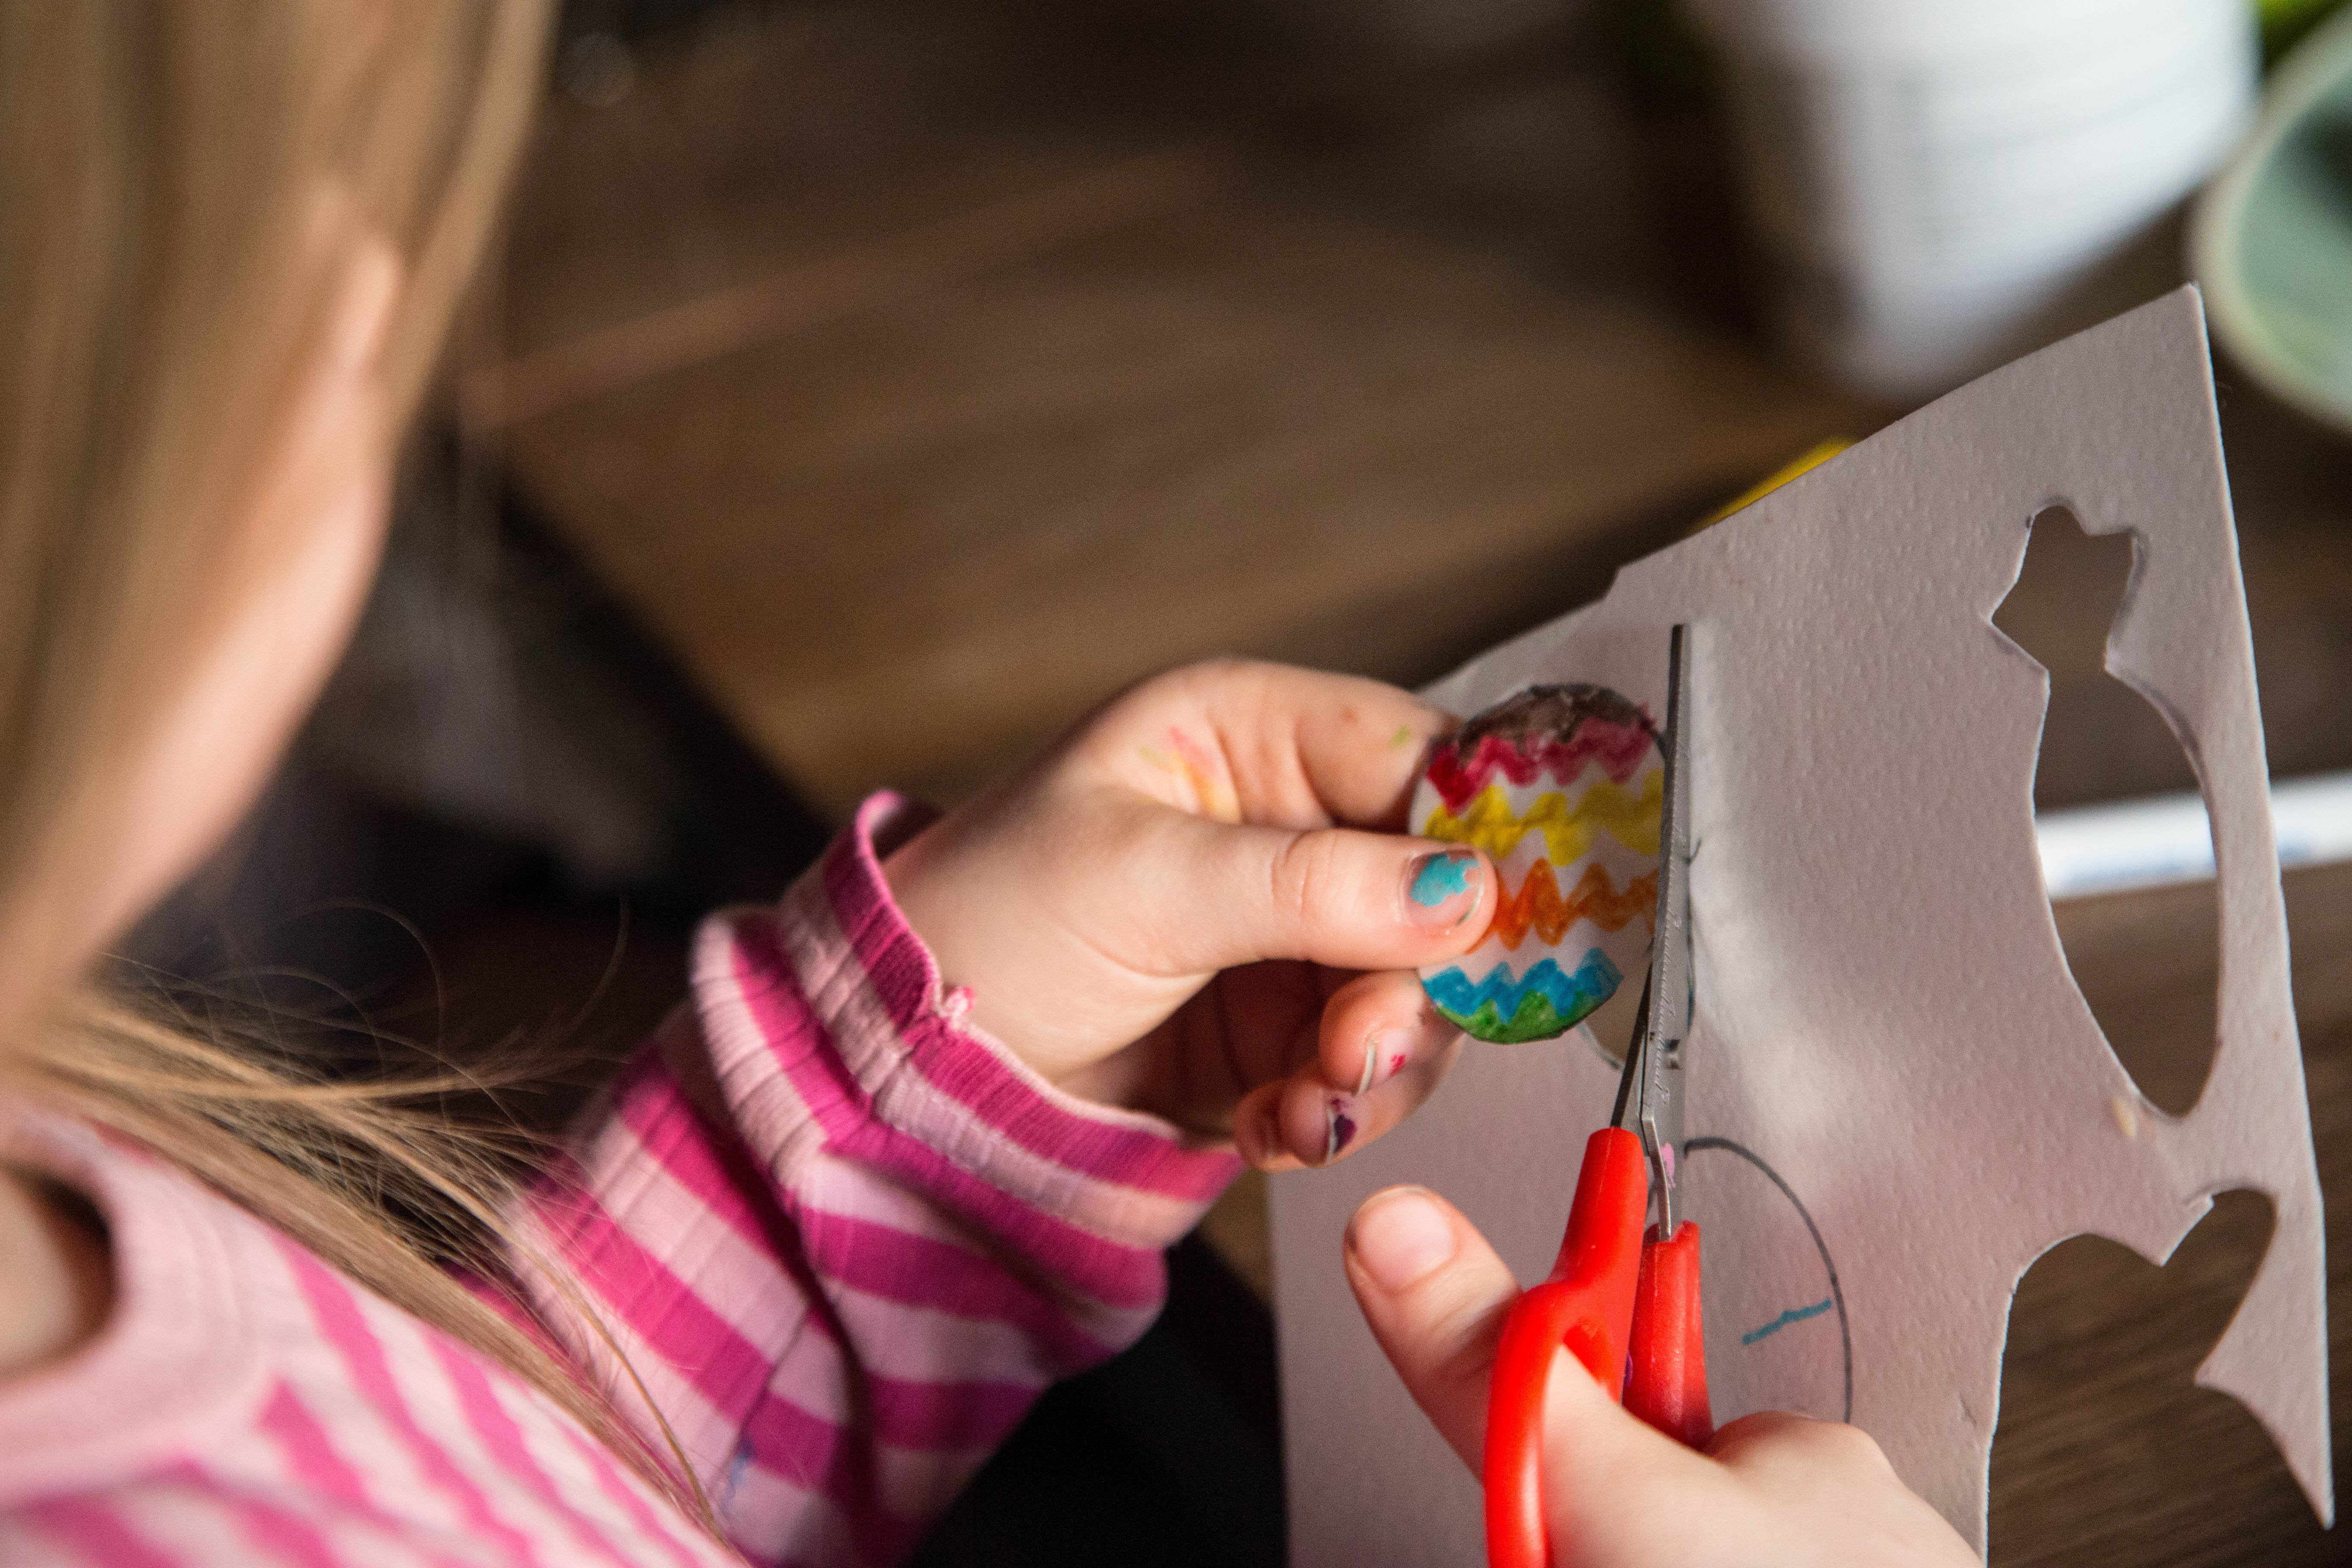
[[0, 794, 1241, 1566]]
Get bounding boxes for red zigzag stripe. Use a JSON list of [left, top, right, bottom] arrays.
[[1425, 723, 1655, 809]]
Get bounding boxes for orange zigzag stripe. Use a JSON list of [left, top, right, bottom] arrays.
[[1418, 775, 1663, 861], [1492, 861, 1659, 950]]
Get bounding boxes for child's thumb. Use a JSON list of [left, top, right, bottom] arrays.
[[1344, 1185, 1519, 1468], [1141, 812, 1492, 976], [1343, 1185, 1694, 1557]]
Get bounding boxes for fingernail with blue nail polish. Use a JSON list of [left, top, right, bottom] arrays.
[[1405, 847, 1482, 928]]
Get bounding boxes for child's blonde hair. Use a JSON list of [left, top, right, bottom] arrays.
[[0, 2, 709, 1525]]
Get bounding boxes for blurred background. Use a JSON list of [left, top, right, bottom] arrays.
[[125, 0, 2352, 1562]]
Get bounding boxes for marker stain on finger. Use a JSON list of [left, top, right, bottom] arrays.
[[1139, 726, 1241, 822], [1324, 1096, 1359, 1163], [1358, 1031, 1416, 1096]]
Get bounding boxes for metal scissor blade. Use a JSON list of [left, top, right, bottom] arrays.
[[1639, 625, 1695, 1236], [1608, 974, 1652, 1133]]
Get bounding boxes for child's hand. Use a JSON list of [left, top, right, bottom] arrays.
[[883, 661, 1493, 1169], [1344, 1185, 1978, 1568]]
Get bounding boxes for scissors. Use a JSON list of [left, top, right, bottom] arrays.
[[1485, 624, 1709, 1568]]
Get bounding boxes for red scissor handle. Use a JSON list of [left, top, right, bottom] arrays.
[[1485, 1128, 1713, 1568], [1626, 1220, 1712, 1449], [1484, 1128, 1648, 1568]]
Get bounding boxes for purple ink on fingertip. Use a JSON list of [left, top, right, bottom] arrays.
[[1324, 1098, 1358, 1162]]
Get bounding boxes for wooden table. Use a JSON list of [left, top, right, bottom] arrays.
[[475, 4, 2352, 1558], [479, 3, 1856, 814], [1984, 863, 2352, 1564]]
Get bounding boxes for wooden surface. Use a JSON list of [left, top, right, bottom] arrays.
[[1987, 862, 2352, 1564], [482, 5, 2352, 817], [478, 4, 2352, 1559], [483, 3, 1856, 814]]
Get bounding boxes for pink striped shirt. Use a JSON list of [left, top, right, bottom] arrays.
[[0, 795, 1242, 1566]]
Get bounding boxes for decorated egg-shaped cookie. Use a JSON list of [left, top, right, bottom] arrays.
[[1414, 685, 1663, 1043]]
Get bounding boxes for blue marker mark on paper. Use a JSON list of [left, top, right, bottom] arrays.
[[1742, 1297, 1834, 1347]]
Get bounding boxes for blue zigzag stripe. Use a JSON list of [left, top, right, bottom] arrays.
[[1423, 950, 1622, 1023]]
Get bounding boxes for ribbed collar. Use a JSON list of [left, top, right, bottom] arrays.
[[0, 1102, 266, 1503]]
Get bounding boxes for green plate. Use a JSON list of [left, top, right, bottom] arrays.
[[2196, 4, 2352, 437]]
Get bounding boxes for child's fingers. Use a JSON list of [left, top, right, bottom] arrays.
[[1350, 1190, 1975, 1568], [1230, 1081, 1306, 1171], [1314, 969, 1461, 1098], [1341, 1185, 1522, 1468], [1243, 969, 1459, 1168], [1267, 668, 1455, 828], [1343, 1187, 1703, 1553], [1128, 809, 1494, 978], [1097, 661, 1453, 830], [1234, 1036, 1458, 1170]]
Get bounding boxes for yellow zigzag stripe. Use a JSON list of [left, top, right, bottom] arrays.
[[1418, 774, 1663, 862]]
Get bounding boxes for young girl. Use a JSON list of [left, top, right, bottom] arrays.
[[0, 5, 1971, 1564]]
